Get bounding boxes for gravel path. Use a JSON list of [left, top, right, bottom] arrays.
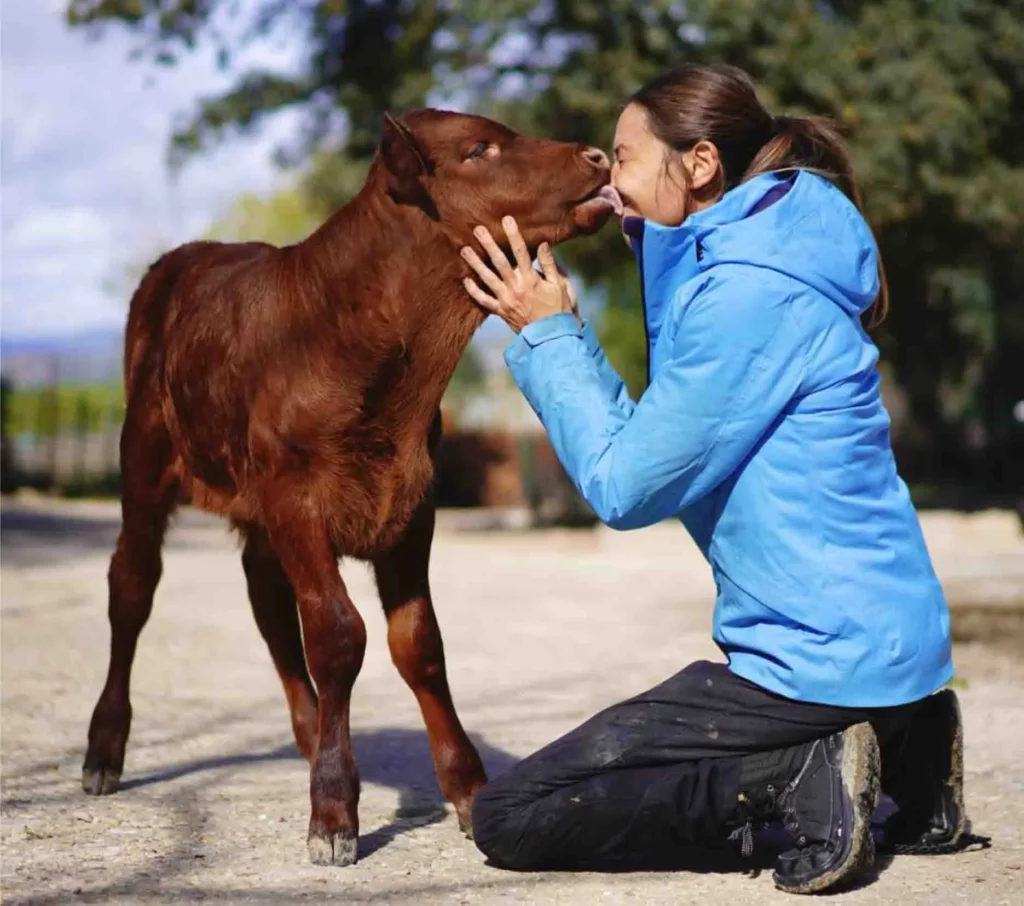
[[2, 497, 1022, 905]]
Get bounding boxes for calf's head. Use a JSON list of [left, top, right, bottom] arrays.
[[377, 108, 619, 253]]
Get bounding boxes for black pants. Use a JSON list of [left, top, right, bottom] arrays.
[[472, 660, 919, 870]]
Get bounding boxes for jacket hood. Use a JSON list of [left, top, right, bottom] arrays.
[[624, 170, 881, 330]]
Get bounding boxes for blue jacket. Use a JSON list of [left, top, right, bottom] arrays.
[[505, 170, 953, 707]]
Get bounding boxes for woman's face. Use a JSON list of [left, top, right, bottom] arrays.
[[610, 103, 721, 231]]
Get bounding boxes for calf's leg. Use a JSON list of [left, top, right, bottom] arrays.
[[241, 527, 319, 763], [373, 497, 487, 833], [83, 421, 178, 795], [268, 517, 366, 867]]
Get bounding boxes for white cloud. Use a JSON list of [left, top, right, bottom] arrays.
[[7, 206, 112, 250], [1, 0, 304, 339]]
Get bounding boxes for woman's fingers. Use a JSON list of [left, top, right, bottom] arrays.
[[473, 226, 515, 281], [537, 242, 577, 312], [460, 246, 506, 296], [463, 277, 500, 313], [536, 242, 559, 283], [502, 216, 534, 274], [565, 276, 578, 312], [460, 220, 574, 331]]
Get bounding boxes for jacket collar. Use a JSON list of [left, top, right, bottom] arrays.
[[623, 171, 796, 349]]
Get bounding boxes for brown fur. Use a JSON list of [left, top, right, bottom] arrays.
[[81, 108, 612, 867]]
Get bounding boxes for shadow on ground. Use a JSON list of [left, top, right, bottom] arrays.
[[2, 724, 523, 905], [109, 726, 521, 860], [1, 718, 882, 906]]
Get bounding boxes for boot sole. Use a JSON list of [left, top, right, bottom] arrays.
[[946, 690, 968, 846], [775, 722, 881, 895]]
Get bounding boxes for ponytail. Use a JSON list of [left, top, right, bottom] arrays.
[[745, 116, 889, 327]]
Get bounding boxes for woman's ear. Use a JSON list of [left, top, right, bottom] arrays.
[[687, 140, 722, 193]]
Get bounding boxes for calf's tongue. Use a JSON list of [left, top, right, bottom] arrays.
[[596, 185, 624, 217]]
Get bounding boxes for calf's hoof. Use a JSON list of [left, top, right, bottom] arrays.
[[82, 764, 121, 796], [455, 798, 476, 839], [83, 711, 129, 796], [308, 829, 358, 866]]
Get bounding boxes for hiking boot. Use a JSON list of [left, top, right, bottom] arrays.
[[734, 722, 881, 895], [881, 688, 967, 854]]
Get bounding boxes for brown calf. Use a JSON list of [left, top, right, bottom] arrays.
[[81, 108, 615, 866]]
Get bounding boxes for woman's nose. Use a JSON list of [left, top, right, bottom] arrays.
[[580, 146, 610, 170]]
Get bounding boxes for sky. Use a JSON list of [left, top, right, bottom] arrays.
[[1, 0, 304, 340]]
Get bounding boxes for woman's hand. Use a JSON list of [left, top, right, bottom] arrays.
[[461, 215, 578, 333]]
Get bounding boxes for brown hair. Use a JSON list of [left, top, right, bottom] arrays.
[[629, 64, 888, 327]]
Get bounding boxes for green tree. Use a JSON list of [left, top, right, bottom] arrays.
[[203, 186, 325, 245], [68, 0, 1024, 493]]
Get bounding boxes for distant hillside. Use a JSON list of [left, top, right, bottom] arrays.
[[1, 328, 124, 388]]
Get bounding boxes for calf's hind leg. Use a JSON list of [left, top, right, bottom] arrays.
[[83, 421, 178, 795], [267, 514, 366, 867], [240, 527, 319, 762], [373, 497, 487, 834]]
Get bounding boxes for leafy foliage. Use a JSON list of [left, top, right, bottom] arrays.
[[202, 186, 323, 245], [67, 0, 1024, 490], [3, 384, 124, 438]]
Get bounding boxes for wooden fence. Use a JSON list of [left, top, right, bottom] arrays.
[[1, 376, 123, 494]]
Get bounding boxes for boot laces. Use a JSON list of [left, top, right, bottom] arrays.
[[730, 784, 781, 858], [730, 739, 823, 859]]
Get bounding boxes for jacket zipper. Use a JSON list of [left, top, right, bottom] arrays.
[[636, 239, 652, 389]]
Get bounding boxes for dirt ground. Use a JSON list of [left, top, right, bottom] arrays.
[[2, 496, 1022, 905]]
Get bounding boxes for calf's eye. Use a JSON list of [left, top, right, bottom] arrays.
[[465, 141, 490, 161]]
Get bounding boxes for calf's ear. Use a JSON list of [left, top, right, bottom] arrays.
[[380, 112, 431, 190], [378, 112, 439, 218]]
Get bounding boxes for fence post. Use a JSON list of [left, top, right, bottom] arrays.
[[74, 391, 90, 490], [105, 389, 122, 480], [0, 376, 14, 493], [38, 357, 61, 489]]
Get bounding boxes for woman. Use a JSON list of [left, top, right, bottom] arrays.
[[460, 64, 967, 894]]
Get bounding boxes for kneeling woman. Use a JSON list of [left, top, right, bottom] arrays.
[[460, 64, 966, 895]]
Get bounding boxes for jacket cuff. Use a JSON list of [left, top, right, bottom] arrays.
[[505, 312, 584, 367], [519, 312, 584, 347]]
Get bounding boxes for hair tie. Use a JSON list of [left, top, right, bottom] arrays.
[[771, 115, 786, 136]]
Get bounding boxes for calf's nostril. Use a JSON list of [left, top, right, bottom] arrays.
[[581, 146, 610, 170]]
